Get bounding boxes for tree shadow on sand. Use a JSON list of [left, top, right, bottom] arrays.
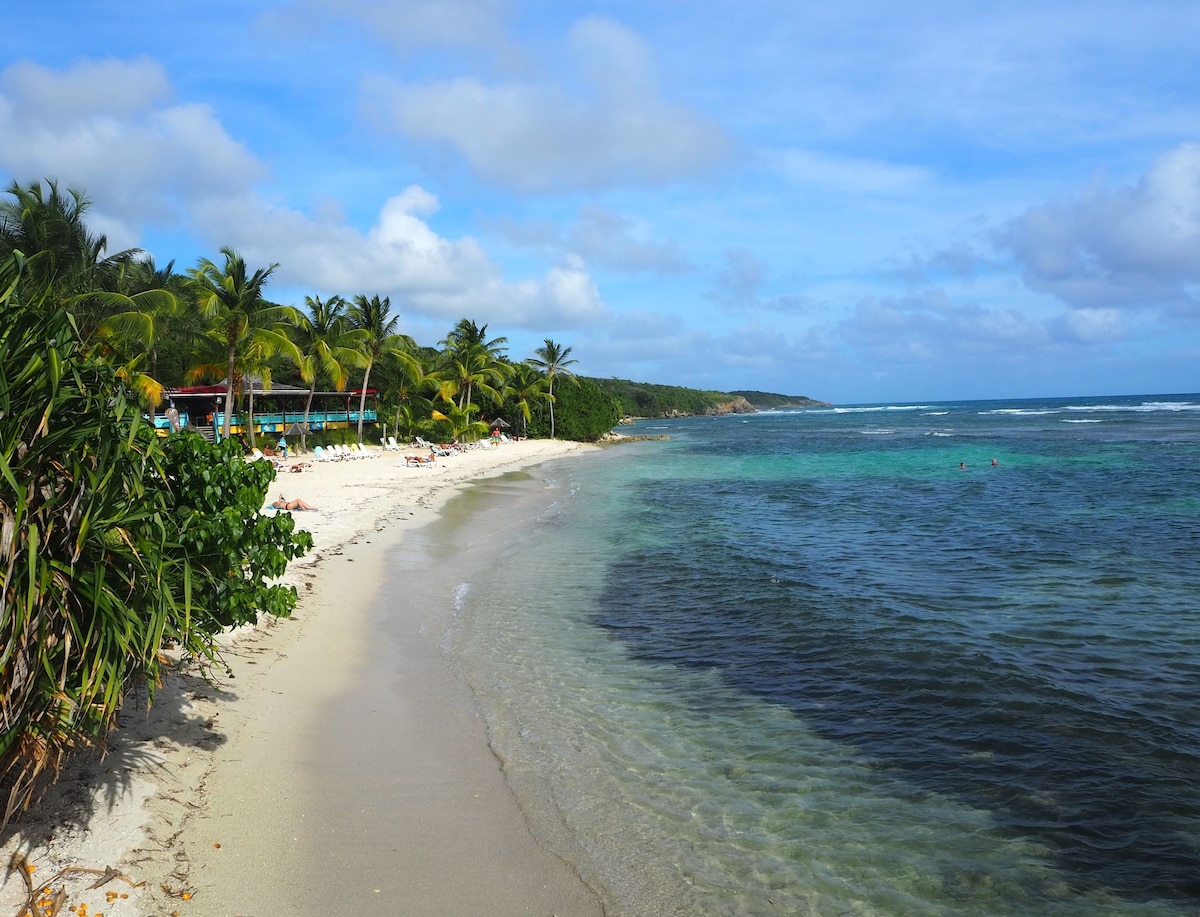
[[0, 660, 240, 863]]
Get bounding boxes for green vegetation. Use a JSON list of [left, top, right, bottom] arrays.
[[526, 339, 578, 438], [293, 295, 368, 454], [0, 247, 311, 824], [522, 376, 621, 441], [727, 390, 829, 410], [591, 378, 730, 417], [590, 378, 825, 418], [0, 179, 625, 451], [187, 247, 303, 447]]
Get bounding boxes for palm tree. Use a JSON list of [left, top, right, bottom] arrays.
[[444, 318, 508, 358], [431, 401, 489, 443], [0, 179, 137, 326], [347, 295, 420, 444], [90, 257, 188, 424], [504, 362, 549, 439], [111, 257, 192, 381], [187, 247, 301, 444], [293, 295, 368, 452], [437, 318, 511, 427], [375, 346, 437, 443], [526, 339, 578, 438]]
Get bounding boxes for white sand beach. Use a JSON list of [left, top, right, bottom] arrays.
[[0, 438, 604, 917]]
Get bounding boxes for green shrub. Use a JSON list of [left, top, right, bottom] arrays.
[[160, 433, 313, 630], [528, 377, 621, 441], [0, 252, 311, 824]]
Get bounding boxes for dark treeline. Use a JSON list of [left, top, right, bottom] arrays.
[[0, 178, 618, 450], [592, 378, 826, 418]]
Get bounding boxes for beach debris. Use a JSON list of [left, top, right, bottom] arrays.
[[8, 853, 140, 917]]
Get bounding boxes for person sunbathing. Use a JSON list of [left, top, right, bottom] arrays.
[[271, 495, 317, 511]]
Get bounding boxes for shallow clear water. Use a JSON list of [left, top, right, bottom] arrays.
[[445, 395, 1200, 916]]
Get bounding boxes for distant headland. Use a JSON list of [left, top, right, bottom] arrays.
[[588, 378, 830, 420]]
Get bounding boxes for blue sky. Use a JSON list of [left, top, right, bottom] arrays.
[[3, 0, 1199, 404]]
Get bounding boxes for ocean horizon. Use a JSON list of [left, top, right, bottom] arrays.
[[433, 392, 1200, 915]]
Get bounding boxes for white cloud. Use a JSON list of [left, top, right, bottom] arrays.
[[883, 245, 991, 285], [192, 188, 608, 330], [0, 57, 171, 123], [0, 56, 607, 334], [273, 0, 516, 56], [364, 16, 732, 193], [491, 205, 691, 274], [584, 312, 832, 393], [708, 247, 812, 314], [536, 254, 606, 323], [841, 291, 1052, 360], [1051, 308, 1126, 344], [0, 58, 264, 241], [766, 148, 929, 195], [569, 205, 691, 274], [1002, 143, 1200, 310], [714, 247, 765, 307]]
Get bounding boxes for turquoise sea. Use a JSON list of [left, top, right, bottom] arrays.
[[443, 394, 1200, 916]]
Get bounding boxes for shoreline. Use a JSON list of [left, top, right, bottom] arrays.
[[0, 439, 599, 916]]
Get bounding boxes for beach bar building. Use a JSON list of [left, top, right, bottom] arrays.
[[155, 379, 377, 441]]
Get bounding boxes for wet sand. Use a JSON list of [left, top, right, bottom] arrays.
[[0, 439, 603, 916]]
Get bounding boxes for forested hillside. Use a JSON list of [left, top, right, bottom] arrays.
[[590, 378, 827, 418], [728, 390, 830, 410]]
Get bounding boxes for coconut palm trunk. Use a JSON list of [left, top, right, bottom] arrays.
[[247, 384, 257, 448], [224, 350, 237, 441], [357, 360, 373, 443], [302, 388, 315, 453]]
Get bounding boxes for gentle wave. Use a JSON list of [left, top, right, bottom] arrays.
[[830, 404, 934, 414], [453, 581, 471, 611], [979, 408, 1061, 416], [1065, 401, 1199, 413]]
